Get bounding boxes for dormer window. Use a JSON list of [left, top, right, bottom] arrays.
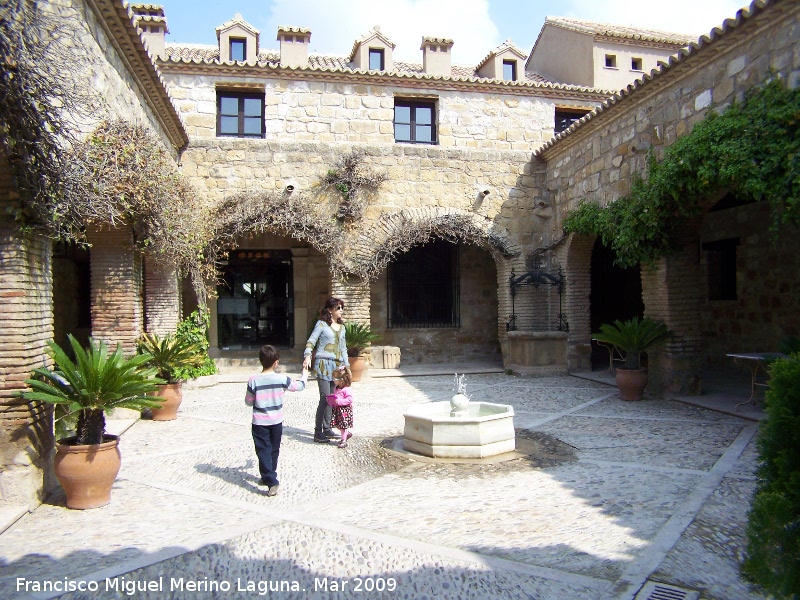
[[230, 38, 246, 62], [605, 54, 617, 68], [369, 48, 385, 71], [502, 60, 517, 81]]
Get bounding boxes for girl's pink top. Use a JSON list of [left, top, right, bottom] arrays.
[[326, 387, 353, 407]]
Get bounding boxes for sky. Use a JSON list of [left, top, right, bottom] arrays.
[[158, 0, 750, 65]]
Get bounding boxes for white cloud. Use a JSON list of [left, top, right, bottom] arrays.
[[265, 0, 499, 65], [562, 0, 750, 37]]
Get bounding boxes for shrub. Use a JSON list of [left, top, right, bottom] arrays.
[[743, 352, 800, 598], [171, 310, 217, 380]]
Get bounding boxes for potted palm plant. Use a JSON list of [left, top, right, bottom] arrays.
[[137, 332, 206, 420], [22, 335, 164, 509], [344, 322, 380, 382], [593, 316, 669, 400]]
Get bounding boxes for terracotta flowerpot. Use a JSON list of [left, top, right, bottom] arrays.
[[54, 435, 121, 509], [615, 368, 648, 401], [150, 382, 183, 420], [349, 356, 367, 382]]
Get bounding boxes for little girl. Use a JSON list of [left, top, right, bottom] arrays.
[[326, 366, 354, 448]]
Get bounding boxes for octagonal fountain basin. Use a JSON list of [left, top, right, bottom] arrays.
[[403, 401, 515, 458]]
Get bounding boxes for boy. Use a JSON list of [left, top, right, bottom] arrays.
[[245, 345, 308, 497]]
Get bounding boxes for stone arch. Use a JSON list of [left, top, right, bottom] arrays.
[[344, 207, 521, 281]]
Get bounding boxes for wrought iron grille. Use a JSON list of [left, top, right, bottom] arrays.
[[388, 240, 460, 328], [506, 257, 568, 332]]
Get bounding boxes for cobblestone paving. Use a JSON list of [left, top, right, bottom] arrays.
[[0, 373, 768, 599]]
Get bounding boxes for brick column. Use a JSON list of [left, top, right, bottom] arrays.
[[642, 219, 704, 395], [144, 256, 180, 335], [332, 275, 370, 324], [86, 226, 143, 355], [0, 158, 55, 508], [562, 234, 594, 372]]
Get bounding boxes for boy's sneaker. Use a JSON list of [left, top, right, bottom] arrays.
[[323, 430, 338, 439], [267, 485, 279, 497]]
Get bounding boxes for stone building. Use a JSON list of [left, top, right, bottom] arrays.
[[1, 0, 798, 510]]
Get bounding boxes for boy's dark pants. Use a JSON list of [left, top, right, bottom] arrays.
[[252, 423, 282, 486]]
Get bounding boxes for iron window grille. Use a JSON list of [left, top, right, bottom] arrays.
[[388, 240, 460, 328], [554, 108, 591, 134], [217, 91, 264, 138], [394, 100, 437, 144]]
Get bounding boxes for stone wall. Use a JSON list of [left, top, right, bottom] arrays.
[[166, 74, 576, 151], [540, 1, 800, 391]]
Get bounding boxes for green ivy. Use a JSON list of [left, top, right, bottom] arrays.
[[563, 79, 800, 268], [170, 309, 217, 380]]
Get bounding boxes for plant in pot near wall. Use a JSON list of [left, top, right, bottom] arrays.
[[137, 332, 206, 420], [593, 317, 669, 401], [22, 335, 164, 509], [344, 322, 381, 382]]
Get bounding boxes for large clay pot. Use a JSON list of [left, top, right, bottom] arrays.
[[54, 435, 121, 509], [150, 382, 182, 420], [615, 368, 648, 401], [349, 356, 367, 382]]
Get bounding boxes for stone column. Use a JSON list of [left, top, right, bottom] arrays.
[[562, 234, 594, 372], [86, 226, 143, 356], [144, 256, 181, 335], [291, 248, 309, 349], [0, 158, 55, 509]]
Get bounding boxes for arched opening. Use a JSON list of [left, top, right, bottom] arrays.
[[370, 239, 500, 365], [590, 239, 643, 370]]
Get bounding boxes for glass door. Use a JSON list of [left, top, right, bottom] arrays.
[[217, 250, 293, 349]]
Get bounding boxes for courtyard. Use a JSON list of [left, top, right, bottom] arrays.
[[0, 369, 766, 599]]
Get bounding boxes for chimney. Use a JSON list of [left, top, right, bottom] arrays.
[[421, 36, 453, 76], [278, 26, 311, 68], [131, 4, 168, 60]]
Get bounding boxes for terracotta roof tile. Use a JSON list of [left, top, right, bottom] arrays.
[[545, 16, 696, 46]]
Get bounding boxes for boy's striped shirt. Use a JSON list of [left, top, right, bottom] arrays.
[[245, 372, 306, 425]]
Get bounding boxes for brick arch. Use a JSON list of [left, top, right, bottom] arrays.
[[345, 207, 521, 280]]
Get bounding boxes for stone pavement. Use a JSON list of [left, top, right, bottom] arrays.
[[0, 368, 768, 600]]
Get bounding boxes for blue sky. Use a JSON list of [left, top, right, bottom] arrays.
[[159, 0, 748, 65]]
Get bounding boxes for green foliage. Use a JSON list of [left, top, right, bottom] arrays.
[[22, 335, 164, 445], [593, 317, 669, 369], [564, 79, 800, 268], [344, 322, 381, 357], [137, 330, 206, 383], [171, 310, 217, 380], [743, 353, 800, 598]]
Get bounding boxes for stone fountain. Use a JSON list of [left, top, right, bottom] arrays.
[[402, 374, 515, 458]]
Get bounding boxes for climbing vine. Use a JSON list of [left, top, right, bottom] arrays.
[[563, 79, 800, 268], [322, 149, 387, 221]]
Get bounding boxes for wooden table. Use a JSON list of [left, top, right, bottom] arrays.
[[726, 352, 787, 410]]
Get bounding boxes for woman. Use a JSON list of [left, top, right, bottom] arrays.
[[303, 297, 349, 443]]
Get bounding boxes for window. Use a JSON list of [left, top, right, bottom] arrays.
[[369, 48, 384, 71], [605, 54, 617, 68], [217, 91, 264, 138], [388, 240, 459, 328], [703, 238, 739, 300], [554, 108, 591, 134], [230, 38, 246, 62], [394, 100, 436, 144], [502, 59, 517, 81], [631, 57, 642, 71]]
